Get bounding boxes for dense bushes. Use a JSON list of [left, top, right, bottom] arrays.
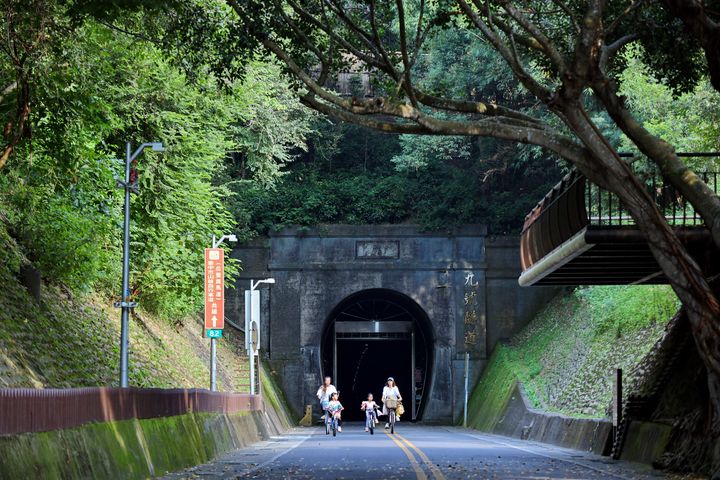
[[0, 16, 310, 320]]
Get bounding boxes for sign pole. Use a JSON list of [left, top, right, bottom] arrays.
[[205, 235, 226, 392], [112, 142, 164, 389], [118, 142, 132, 388], [463, 352, 470, 428], [210, 235, 216, 391], [210, 335, 217, 391]]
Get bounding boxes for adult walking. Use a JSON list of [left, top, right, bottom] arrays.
[[382, 377, 402, 430]]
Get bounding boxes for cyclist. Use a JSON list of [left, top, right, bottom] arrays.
[[361, 393, 380, 433], [382, 377, 402, 429], [316, 376, 337, 420], [326, 391, 344, 432]]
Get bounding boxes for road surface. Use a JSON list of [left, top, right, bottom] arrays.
[[164, 424, 673, 479]]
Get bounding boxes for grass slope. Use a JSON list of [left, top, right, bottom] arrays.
[[0, 225, 249, 391], [470, 285, 679, 421]]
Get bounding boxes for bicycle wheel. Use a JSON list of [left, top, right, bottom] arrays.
[[325, 413, 330, 435], [332, 417, 337, 437], [390, 410, 395, 434]]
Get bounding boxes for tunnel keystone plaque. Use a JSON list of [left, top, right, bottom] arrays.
[[355, 240, 399, 259]]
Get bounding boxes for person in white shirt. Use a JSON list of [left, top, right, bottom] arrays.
[[382, 377, 402, 429], [316, 376, 337, 419]]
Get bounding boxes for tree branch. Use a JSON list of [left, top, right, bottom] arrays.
[[458, 0, 552, 100], [395, 0, 417, 105], [663, 0, 720, 92]]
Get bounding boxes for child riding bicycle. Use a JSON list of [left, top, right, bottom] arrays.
[[361, 393, 380, 433], [326, 392, 344, 432]]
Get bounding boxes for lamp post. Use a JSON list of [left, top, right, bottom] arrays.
[[209, 234, 237, 392], [115, 141, 164, 388], [247, 278, 275, 394]]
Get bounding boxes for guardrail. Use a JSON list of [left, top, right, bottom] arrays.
[[0, 387, 262, 435], [520, 154, 719, 271]]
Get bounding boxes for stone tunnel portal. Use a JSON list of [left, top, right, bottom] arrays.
[[321, 289, 434, 422]]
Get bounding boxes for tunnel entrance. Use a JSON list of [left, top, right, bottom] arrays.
[[321, 289, 433, 422]]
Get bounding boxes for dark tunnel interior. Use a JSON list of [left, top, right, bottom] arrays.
[[321, 289, 433, 422], [336, 339, 412, 421]]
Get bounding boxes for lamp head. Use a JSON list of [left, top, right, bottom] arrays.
[[227, 234, 238, 243], [263, 278, 276, 284], [149, 142, 165, 152]]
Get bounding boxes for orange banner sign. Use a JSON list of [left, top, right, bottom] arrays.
[[204, 248, 225, 330]]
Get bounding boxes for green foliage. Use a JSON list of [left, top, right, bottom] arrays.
[[576, 285, 680, 338], [231, 149, 558, 237], [0, 15, 311, 319], [619, 46, 720, 170], [392, 133, 471, 172]]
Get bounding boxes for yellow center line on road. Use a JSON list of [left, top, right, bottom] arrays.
[[384, 432, 428, 480], [395, 433, 447, 480]]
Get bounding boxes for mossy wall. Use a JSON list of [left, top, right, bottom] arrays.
[[465, 285, 680, 457], [466, 346, 516, 431], [0, 364, 293, 479], [0, 411, 272, 479]]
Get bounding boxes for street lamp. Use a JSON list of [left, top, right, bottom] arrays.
[[251, 278, 275, 290], [115, 141, 164, 388], [247, 278, 275, 395], [209, 233, 238, 392]]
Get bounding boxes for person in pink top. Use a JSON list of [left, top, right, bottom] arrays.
[[361, 393, 380, 433]]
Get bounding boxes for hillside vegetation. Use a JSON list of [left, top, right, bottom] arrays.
[[0, 222, 249, 390], [469, 285, 679, 425]]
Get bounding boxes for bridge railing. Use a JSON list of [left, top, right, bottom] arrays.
[[521, 154, 719, 271], [587, 155, 719, 227], [0, 387, 262, 435]]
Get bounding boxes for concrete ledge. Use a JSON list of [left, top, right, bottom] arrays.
[[270, 224, 488, 237], [619, 421, 673, 465], [0, 410, 284, 479], [488, 382, 612, 455]]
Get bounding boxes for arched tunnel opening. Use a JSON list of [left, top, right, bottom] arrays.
[[321, 289, 434, 422]]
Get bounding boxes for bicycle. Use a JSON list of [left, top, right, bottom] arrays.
[[365, 408, 377, 435], [387, 407, 396, 434], [384, 398, 399, 434], [330, 412, 340, 437], [323, 406, 332, 435]]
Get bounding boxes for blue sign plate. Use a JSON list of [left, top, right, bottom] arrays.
[[207, 329, 223, 339]]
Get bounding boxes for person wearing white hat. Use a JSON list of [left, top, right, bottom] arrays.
[[382, 377, 402, 429]]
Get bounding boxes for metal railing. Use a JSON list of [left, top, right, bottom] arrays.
[[520, 154, 719, 271], [586, 154, 719, 227], [0, 387, 262, 435]]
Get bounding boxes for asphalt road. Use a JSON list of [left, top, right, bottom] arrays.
[[164, 424, 675, 480]]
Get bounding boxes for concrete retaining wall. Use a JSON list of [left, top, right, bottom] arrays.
[[619, 421, 673, 465], [0, 410, 280, 479], [0, 368, 292, 479], [476, 382, 612, 455]]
